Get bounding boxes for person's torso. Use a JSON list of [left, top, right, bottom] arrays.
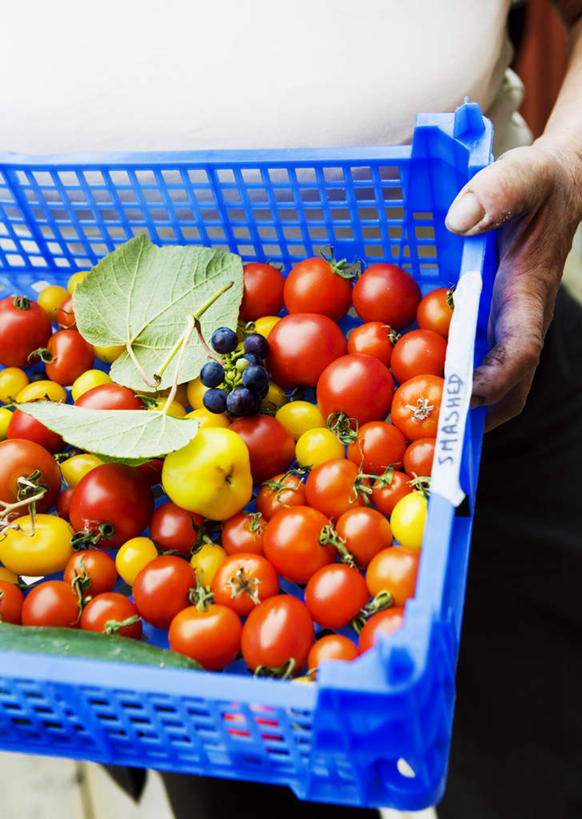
[[1, 0, 512, 152]]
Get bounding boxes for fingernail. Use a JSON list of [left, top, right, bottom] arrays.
[[446, 192, 485, 234]]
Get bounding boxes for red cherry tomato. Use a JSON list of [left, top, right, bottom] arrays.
[[21, 580, 80, 627], [149, 502, 204, 557], [135, 458, 164, 486], [347, 322, 398, 366], [346, 421, 406, 474], [304, 459, 369, 521], [352, 263, 421, 330], [69, 463, 154, 548], [169, 603, 242, 670], [0, 296, 52, 368], [255, 471, 306, 521], [358, 607, 405, 653], [390, 329, 447, 384], [133, 555, 196, 630], [229, 414, 295, 483], [56, 293, 76, 328], [317, 354, 394, 426], [211, 553, 279, 616], [241, 595, 314, 675], [7, 408, 64, 454], [284, 257, 353, 322], [305, 563, 369, 629], [307, 634, 358, 672], [391, 375, 444, 440], [416, 287, 454, 339], [263, 506, 335, 584], [43, 329, 94, 386], [239, 262, 285, 321], [80, 592, 142, 639], [266, 313, 347, 388], [63, 549, 118, 598], [0, 439, 61, 513], [335, 507, 393, 568], [366, 547, 419, 607], [75, 383, 144, 410], [371, 470, 413, 516], [56, 488, 74, 520], [0, 580, 24, 624], [403, 438, 435, 478], [221, 512, 267, 555]]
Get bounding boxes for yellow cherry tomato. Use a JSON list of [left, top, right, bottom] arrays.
[[116, 537, 159, 585], [190, 542, 227, 587], [16, 380, 67, 403], [185, 407, 230, 429], [295, 427, 345, 468], [162, 427, 253, 520], [150, 397, 187, 418], [67, 270, 90, 293], [0, 368, 29, 404], [0, 407, 13, 440], [0, 567, 20, 584], [60, 453, 104, 488], [390, 491, 427, 551], [260, 381, 288, 414], [93, 344, 125, 363], [276, 401, 325, 441], [37, 284, 69, 321], [254, 315, 281, 338], [186, 377, 209, 410], [160, 383, 189, 408], [71, 369, 112, 402], [0, 514, 74, 576]]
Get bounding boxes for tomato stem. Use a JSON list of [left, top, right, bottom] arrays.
[[254, 657, 296, 679], [227, 567, 261, 605], [351, 590, 393, 634], [319, 524, 356, 567], [104, 615, 141, 635], [13, 296, 31, 311], [327, 411, 358, 445]]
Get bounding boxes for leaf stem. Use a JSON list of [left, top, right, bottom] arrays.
[[126, 342, 160, 389], [163, 315, 196, 414], [154, 280, 234, 381]]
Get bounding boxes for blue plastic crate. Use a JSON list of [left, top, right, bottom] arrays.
[[0, 102, 496, 811]]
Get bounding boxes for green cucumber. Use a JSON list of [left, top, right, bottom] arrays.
[[0, 622, 202, 670]]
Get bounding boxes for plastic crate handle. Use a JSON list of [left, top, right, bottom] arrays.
[[431, 269, 483, 507]]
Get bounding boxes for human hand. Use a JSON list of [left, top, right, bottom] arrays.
[[445, 142, 582, 431]]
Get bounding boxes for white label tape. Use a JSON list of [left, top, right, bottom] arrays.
[[431, 270, 483, 507]]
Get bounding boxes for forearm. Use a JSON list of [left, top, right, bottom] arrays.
[[542, 8, 582, 167]]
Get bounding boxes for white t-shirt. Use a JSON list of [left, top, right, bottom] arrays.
[[1, 0, 513, 153]]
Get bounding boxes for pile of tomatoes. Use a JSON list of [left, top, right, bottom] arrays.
[[0, 255, 453, 679]]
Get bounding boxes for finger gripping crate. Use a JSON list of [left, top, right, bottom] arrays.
[[0, 103, 496, 811]]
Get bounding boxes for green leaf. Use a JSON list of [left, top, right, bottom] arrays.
[[73, 236, 243, 391], [16, 403, 198, 461]]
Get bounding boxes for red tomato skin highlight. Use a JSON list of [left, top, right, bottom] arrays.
[[352, 264, 421, 330], [267, 313, 347, 388], [317, 354, 394, 426], [229, 415, 295, 484]]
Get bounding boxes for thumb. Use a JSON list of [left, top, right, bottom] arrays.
[[445, 146, 553, 236]]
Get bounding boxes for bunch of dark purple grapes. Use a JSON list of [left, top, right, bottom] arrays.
[[200, 327, 270, 417]]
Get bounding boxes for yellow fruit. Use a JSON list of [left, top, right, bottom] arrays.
[[162, 427, 253, 520], [0, 368, 29, 404], [190, 543, 227, 587], [0, 514, 74, 576], [390, 492, 427, 551], [93, 344, 125, 363], [116, 537, 158, 585], [186, 377, 209, 410], [0, 567, 20, 584], [295, 427, 345, 468], [71, 369, 112, 402], [67, 270, 90, 293], [37, 285, 68, 322], [254, 316, 281, 338], [276, 401, 325, 440], [150, 397, 187, 418], [16, 380, 67, 403], [260, 381, 288, 414], [0, 407, 13, 440], [60, 453, 104, 488], [185, 407, 230, 429]]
